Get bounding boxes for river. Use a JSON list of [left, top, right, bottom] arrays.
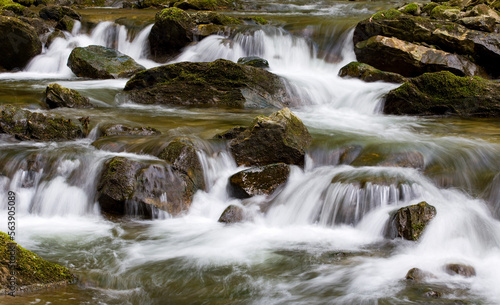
[[1, 1, 500, 304]]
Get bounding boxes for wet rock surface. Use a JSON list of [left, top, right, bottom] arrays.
[[386, 201, 437, 241], [228, 163, 290, 198]]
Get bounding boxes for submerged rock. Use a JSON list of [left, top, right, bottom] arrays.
[[227, 108, 312, 166], [67, 45, 145, 79], [173, 0, 233, 10], [0, 16, 42, 70], [44, 83, 92, 109], [406, 268, 436, 283], [98, 124, 160, 137], [0, 105, 85, 141], [228, 163, 290, 198], [0, 231, 75, 293], [338, 61, 407, 83], [218, 205, 244, 223], [352, 150, 425, 169], [237, 56, 270, 69], [355, 35, 485, 77], [124, 59, 292, 108], [384, 71, 500, 117], [386, 201, 437, 241], [445, 263, 476, 277]]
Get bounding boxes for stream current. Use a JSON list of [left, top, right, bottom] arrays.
[[1, 1, 500, 304]]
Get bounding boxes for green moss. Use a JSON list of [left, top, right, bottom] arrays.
[[0, 231, 74, 290], [250, 16, 267, 24], [372, 8, 402, 21], [79, 0, 105, 6], [402, 3, 419, 15], [423, 2, 439, 14], [430, 5, 460, 20], [157, 7, 191, 23], [2, 2, 24, 13]]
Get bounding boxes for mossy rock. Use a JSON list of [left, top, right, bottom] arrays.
[[338, 61, 407, 83], [423, 2, 440, 15], [386, 201, 437, 241], [55, 14, 75, 31], [384, 71, 500, 117], [67, 45, 146, 79], [173, 0, 232, 10], [351, 150, 424, 169], [371, 8, 403, 21], [44, 83, 92, 109], [39, 5, 80, 21], [228, 108, 312, 166], [218, 205, 244, 223], [46, 29, 65, 47], [400, 3, 421, 16], [0, 105, 84, 141], [124, 59, 292, 108], [0, 231, 75, 293], [228, 163, 290, 198], [237, 56, 269, 68], [430, 5, 461, 21], [0, 15, 42, 70], [97, 124, 160, 137]]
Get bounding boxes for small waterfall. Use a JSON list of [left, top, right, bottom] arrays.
[[22, 21, 155, 78]]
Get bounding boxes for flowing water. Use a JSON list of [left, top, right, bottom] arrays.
[[1, 1, 500, 304]]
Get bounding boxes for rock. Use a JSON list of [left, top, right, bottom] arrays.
[[228, 108, 312, 166], [67, 45, 145, 79], [0, 105, 84, 141], [386, 201, 437, 241], [406, 268, 436, 282], [399, 3, 421, 16], [173, 0, 232, 11], [384, 71, 500, 117], [0, 16, 42, 70], [148, 8, 194, 62], [39, 5, 81, 21], [46, 29, 65, 48], [0, 231, 75, 294], [353, 11, 500, 77], [237, 56, 270, 69], [157, 137, 205, 191], [445, 263, 476, 277], [213, 126, 248, 140], [218, 205, 244, 223], [56, 14, 75, 32], [355, 35, 485, 77], [430, 5, 461, 21], [97, 157, 198, 218], [458, 15, 496, 32], [124, 59, 292, 108], [338, 61, 407, 83], [44, 83, 92, 109], [228, 163, 290, 199], [98, 124, 160, 137], [20, 16, 51, 36]]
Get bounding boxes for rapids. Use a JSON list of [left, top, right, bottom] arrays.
[[1, 2, 500, 304]]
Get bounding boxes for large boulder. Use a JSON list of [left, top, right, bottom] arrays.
[[157, 137, 205, 191], [338, 61, 407, 83], [38, 5, 81, 22], [445, 263, 476, 277], [44, 83, 92, 109], [0, 231, 75, 294], [353, 10, 500, 77], [0, 16, 42, 70], [384, 71, 500, 117], [355, 35, 485, 77], [0, 105, 85, 141], [386, 201, 437, 241], [227, 108, 312, 166], [228, 163, 290, 199], [124, 59, 292, 108], [148, 8, 194, 62], [97, 156, 199, 218], [67, 45, 145, 79]]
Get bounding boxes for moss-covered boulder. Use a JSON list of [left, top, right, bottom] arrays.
[[218, 205, 244, 223], [97, 124, 160, 137], [228, 163, 290, 199], [124, 59, 292, 108], [38, 5, 80, 22], [353, 10, 500, 77], [386, 201, 437, 241], [0, 16, 42, 70], [384, 71, 500, 117], [355, 35, 484, 77], [0, 105, 85, 141], [157, 137, 205, 191], [399, 2, 422, 16], [237, 56, 270, 69], [338, 61, 407, 83], [351, 150, 425, 169], [44, 83, 92, 109], [0, 231, 75, 294], [148, 8, 194, 62], [227, 108, 312, 166], [97, 156, 199, 218], [173, 0, 233, 11], [56, 15, 75, 32], [67, 45, 145, 79]]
